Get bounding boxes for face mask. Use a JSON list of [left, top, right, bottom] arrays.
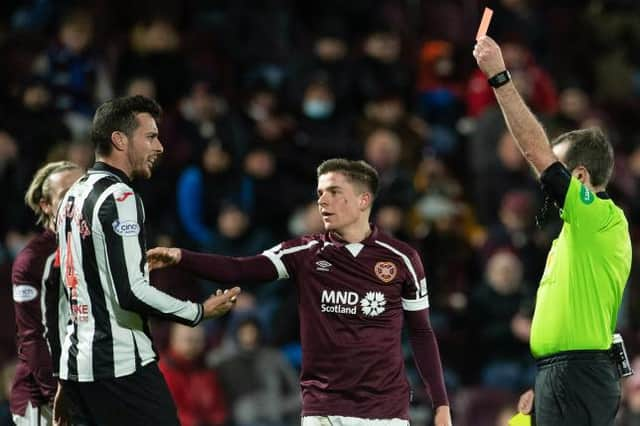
[[303, 100, 334, 119]]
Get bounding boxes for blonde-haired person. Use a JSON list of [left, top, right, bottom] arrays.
[[11, 161, 83, 426]]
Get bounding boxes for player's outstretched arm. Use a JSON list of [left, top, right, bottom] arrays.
[[147, 246, 279, 284], [473, 36, 557, 176]]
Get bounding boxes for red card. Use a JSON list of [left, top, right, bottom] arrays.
[[476, 7, 494, 40]]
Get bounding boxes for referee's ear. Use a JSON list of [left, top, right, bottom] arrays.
[[572, 165, 589, 185]]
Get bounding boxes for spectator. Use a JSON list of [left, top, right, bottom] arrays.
[[285, 17, 354, 110], [159, 324, 228, 426], [176, 139, 251, 250], [0, 130, 32, 248], [416, 40, 465, 155], [209, 203, 275, 257], [548, 85, 597, 137], [477, 129, 540, 225], [2, 77, 71, 181], [354, 22, 413, 108], [116, 16, 188, 108], [211, 315, 300, 426], [357, 90, 428, 173], [363, 128, 416, 211], [123, 75, 157, 100], [282, 75, 357, 208], [482, 190, 547, 286], [468, 250, 535, 391], [239, 82, 295, 233], [33, 7, 99, 126], [415, 193, 474, 325]]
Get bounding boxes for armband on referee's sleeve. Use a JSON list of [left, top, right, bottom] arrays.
[[540, 162, 571, 208]]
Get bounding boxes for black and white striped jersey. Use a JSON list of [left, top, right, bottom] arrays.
[[56, 162, 203, 382]]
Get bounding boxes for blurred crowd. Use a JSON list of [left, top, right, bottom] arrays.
[[1, 0, 640, 425]]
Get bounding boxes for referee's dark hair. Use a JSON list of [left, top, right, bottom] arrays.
[[317, 158, 379, 197], [91, 95, 162, 156], [550, 127, 614, 187]]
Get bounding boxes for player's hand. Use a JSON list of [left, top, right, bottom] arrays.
[[434, 405, 452, 426], [53, 382, 70, 426], [203, 287, 241, 319], [518, 389, 535, 414], [473, 35, 507, 79], [146, 247, 181, 271]]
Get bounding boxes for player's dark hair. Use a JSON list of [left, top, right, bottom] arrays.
[[317, 158, 379, 196], [550, 127, 614, 187], [91, 95, 161, 156]]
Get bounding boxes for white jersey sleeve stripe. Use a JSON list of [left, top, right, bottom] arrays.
[[402, 296, 430, 311], [262, 240, 319, 279], [262, 244, 289, 279], [40, 253, 55, 354]]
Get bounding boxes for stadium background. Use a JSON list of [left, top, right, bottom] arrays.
[[0, 0, 639, 424]]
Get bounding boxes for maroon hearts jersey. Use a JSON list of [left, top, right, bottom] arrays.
[[10, 230, 61, 415], [262, 226, 429, 419]]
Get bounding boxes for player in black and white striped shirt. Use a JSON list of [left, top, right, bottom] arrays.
[[55, 96, 240, 426]]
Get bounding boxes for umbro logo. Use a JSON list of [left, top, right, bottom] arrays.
[[316, 260, 332, 272]]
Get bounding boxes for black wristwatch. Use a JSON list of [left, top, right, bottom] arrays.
[[488, 70, 511, 88]]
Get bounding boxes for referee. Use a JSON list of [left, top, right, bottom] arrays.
[[55, 95, 240, 426], [474, 38, 631, 425]]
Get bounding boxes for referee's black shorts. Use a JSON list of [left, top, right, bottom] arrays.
[[61, 362, 179, 426], [534, 350, 620, 426]]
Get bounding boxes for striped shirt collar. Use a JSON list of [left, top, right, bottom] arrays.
[[90, 162, 131, 185]]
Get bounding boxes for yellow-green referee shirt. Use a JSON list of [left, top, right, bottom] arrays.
[[530, 173, 632, 358]]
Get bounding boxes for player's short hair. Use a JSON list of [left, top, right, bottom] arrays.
[[550, 127, 614, 187], [317, 158, 379, 196], [25, 161, 81, 227], [91, 95, 161, 156]]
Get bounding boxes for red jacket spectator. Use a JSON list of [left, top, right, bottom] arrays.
[[158, 324, 228, 426]]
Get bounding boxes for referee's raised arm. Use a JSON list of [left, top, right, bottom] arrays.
[[473, 35, 557, 177]]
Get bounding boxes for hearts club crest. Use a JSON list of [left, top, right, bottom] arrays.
[[374, 261, 397, 283]]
